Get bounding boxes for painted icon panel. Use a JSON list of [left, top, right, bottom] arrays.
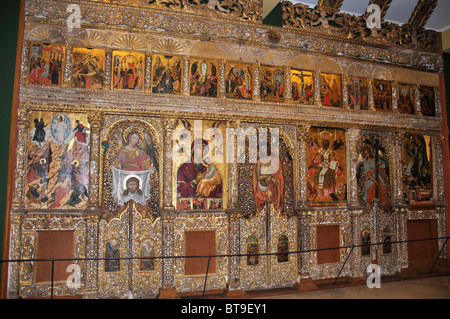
[[105, 239, 120, 272], [277, 235, 289, 263], [361, 229, 371, 256], [260, 65, 284, 102], [28, 43, 65, 86], [382, 228, 392, 254], [356, 137, 390, 207], [27, 112, 90, 209], [253, 131, 292, 215], [102, 120, 159, 216], [71, 47, 106, 89], [291, 69, 314, 105], [347, 77, 369, 110], [151, 54, 183, 94], [225, 62, 253, 100], [112, 50, 145, 91], [402, 134, 433, 205], [140, 239, 155, 271], [320, 73, 341, 108], [189, 57, 219, 97], [420, 86, 436, 117], [246, 236, 259, 266], [398, 83, 415, 115], [173, 119, 226, 210], [373, 80, 392, 112], [307, 127, 347, 206]]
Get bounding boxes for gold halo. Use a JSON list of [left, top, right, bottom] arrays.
[[122, 126, 145, 146], [319, 130, 332, 140]]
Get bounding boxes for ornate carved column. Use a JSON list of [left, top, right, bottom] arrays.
[[314, 71, 321, 106], [434, 87, 442, 118], [346, 127, 360, 208], [433, 134, 446, 206], [396, 207, 409, 269], [298, 213, 312, 278], [159, 212, 177, 298], [392, 81, 399, 113], [224, 120, 246, 297], [162, 117, 178, 210], [296, 124, 310, 208], [414, 86, 422, 116], [342, 72, 349, 109], [144, 52, 152, 92], [12, 108, 31, 210], [84, 111, 102, 298], [63, 44, 73, 87], [87, 111, 103, 210], [226, 212, 245, 297], [253, 62, 260, 101], [6, 214, 24, 298], [284, 66, 292, 103], [391, 131, 405, 207], [182, 56, 190, 96], [84, 214, 99, 299], [218, 59, 226, 99], [296, 124, 311, 281], [227, 120, 241, 209], [104, 48, 112, 90], [368, 79, 375, 111]]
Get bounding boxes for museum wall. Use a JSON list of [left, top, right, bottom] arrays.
[[1, 0, 449, 299]]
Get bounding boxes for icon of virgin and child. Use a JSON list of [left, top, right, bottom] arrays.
[[110, 128, 159, 206], [176, 138, 223, 201]]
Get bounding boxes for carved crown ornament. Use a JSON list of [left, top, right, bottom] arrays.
[[282, 2, 441, 54]]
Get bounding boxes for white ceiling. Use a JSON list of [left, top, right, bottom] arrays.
[[263, 0, 450, 32]]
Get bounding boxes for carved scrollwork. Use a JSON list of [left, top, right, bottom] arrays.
[[282, 2, 441, 54], [148, 0, 262, 22]]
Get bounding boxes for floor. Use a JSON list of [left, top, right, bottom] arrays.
[[258, 275, 450, 299]]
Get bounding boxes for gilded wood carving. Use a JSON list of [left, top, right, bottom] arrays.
[[6, 0, 448, 298]]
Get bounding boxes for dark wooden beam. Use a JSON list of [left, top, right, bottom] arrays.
[[408, 0, 438, 28]]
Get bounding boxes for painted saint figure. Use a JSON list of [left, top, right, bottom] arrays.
[[73, 120, 90, 144], [404, 135, 431, 189], [311, 131, 339, 202], [110, 129, 158, 206], [32, 118, 47, 146], [105, 240, 120, 272], [195, 156, 222, 198], [113, 131, 153, 171], [141, 240, 155, 271], [49, 114, 73, 145], [357, 143, 389, 206], [177, 139, 223, 199], [246, 236, 259, 266], [253, 143, 284, 213]]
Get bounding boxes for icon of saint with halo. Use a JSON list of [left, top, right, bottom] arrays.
[[110, 126, 158, 206]]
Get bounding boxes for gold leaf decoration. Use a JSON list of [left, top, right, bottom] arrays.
[[152, 38, 185, 55], [112, 33, 147, 51], [26, 26, 67, 44]]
